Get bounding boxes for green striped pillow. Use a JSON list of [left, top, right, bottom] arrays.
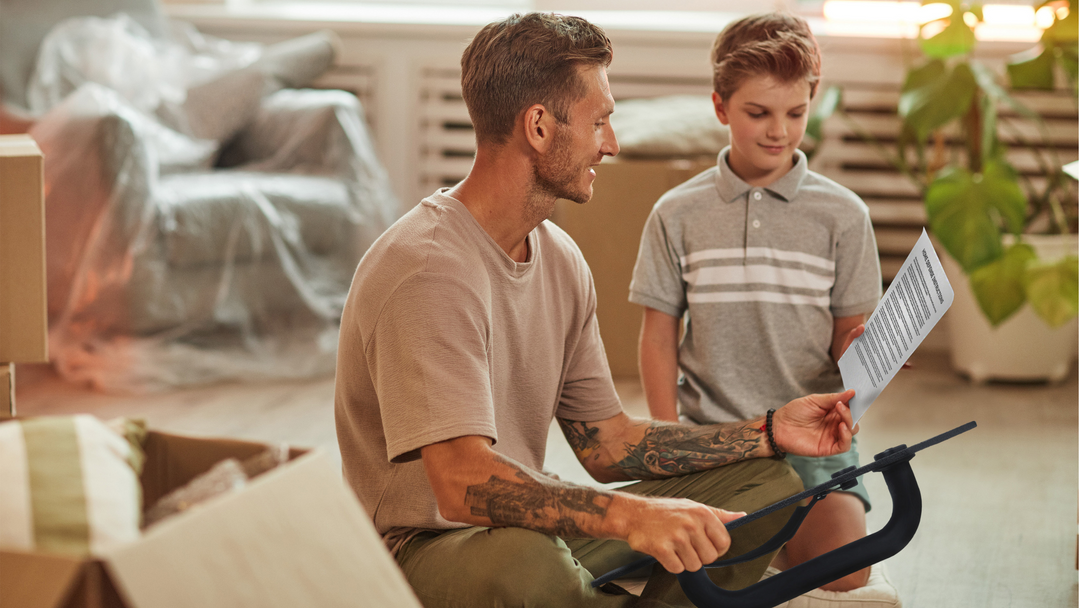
[[0, 415, 145, 555]]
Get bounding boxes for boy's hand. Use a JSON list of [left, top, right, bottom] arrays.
[[837, 324, 865, 359], [838, 323, 914, 370], [772, 390, 857, 458]]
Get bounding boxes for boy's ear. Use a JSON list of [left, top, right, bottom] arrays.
[[712, 91, 730, 126], [523, 103, 556, 154]]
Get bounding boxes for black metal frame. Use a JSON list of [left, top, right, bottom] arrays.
[[592, 422, 977, 608]]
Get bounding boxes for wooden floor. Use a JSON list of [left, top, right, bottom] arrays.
[[14, 348, 1079, 607]]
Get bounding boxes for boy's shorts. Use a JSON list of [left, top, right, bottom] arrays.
[[785, 435, 871, 512]]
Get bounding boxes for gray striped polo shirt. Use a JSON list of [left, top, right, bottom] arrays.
[[630, 147, 881, 424]]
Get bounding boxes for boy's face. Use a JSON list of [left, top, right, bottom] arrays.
[[713, 75, 811, 187]]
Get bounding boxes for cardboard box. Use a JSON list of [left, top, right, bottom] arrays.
[[0, 363, 12, 418], [0, 134, 48, 363], [0, 430, 422, 608], [553, 158, 714, 378]]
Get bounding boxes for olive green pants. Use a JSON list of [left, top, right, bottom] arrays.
[[395, 458, 802, 607]]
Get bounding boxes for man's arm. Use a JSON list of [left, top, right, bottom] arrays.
[[558, 389, 857, 483], [639, 307, 681, 423], [421, 435, 744, 573]]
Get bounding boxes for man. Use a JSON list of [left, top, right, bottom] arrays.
[[335, 12, 858, 607]]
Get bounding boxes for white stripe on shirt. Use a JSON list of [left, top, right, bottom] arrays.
[[681, 247, 835, 271], [687, 290, 832, 307], [683, 264, 835, 291]]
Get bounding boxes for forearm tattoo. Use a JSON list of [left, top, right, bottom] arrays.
[[616, 421, 762, 479], [464, 455, 613, 538], [560, 419, 764, 481]]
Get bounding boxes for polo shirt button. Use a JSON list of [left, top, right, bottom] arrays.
[[752, 219, 761, 228], [753, 191, 762, 200]]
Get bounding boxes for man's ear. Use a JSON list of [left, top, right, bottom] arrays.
[[523, 103, 556, 153], [712, 91, 730, 126]]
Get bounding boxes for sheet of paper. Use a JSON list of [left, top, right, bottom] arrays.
[[839, 229, 954, 425]]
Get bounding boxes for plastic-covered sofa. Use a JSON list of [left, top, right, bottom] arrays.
[[1, 3, 399, 391]]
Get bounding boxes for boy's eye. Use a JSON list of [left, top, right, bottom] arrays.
[[790, 112, 805, 118], [748, 112, 765, 118]]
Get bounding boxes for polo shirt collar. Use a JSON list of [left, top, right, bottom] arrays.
[[714, 147, 809, 203]]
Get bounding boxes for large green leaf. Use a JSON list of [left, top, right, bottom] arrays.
[[1007, 46, 1056, 90], [899, 61, 978, 141], [921, 14, 977, 58], [970, 243, 1036, 325], [925, 160, 1027, 272], [926, 168, 1003, 271], [1024, 254, 1080, 327], [982, 160, 1027, 233]]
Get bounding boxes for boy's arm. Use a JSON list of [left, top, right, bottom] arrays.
[[639, 307, 680, 422], [831, 315, 866, 363]]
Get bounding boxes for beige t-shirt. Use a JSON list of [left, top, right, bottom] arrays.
[[334, 191, 623, 552]]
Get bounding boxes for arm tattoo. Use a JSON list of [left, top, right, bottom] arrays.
[[614, 420, 762, 480], [558, 418, 603, 459], [464, 455, 613, 538]]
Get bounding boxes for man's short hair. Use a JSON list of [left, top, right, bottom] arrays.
[[461, 12, 612, 146], [711, 13, 821, 100]]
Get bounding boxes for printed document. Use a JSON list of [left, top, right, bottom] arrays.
[[839, 229, 954, 425]]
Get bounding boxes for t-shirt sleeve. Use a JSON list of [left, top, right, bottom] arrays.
[[555, 261, 624, 422], [831, 205, 882, 318], [367, 273, 497, 463], [628, 206, 686, 319]]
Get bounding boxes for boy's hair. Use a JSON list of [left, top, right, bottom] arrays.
[[711, 13, 821, 100], [461, 13, 612, 146]]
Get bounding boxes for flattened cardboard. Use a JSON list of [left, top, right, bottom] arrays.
[[103, 451, 421, 608], [552, 158, 714, 377], [1, 431, 422, 608], [0, 134, 48, 363]]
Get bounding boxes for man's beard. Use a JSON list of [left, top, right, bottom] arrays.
[[529, 125, 591, 224]]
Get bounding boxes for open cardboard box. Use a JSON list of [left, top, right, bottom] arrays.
[[1, 430, 422, 608]]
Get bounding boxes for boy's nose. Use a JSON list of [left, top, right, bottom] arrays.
[[767, 119, 786, 140]]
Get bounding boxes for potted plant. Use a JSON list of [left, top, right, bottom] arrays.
[[831, 0, 1078, 381]]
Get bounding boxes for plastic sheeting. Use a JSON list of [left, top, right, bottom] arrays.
[[25, 14, 399, 391]]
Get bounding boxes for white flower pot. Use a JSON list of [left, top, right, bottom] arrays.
[[941, 233, 1078, 383]]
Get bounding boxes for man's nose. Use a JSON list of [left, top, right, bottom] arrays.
[[602, 122, 620, 157]]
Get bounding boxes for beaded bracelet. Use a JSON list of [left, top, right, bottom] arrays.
[[763, 408, 786, 459]]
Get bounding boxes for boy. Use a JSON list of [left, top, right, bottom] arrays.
[[630, 13, 901, 608]]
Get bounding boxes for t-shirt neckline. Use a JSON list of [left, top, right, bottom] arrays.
[[433, 190, 538, 277]]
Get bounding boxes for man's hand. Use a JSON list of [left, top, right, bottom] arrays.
[[617, 494, 745, 574], [772, 390, 857, 458]]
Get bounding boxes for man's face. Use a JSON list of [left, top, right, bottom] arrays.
[[533, 65, 619, 206], [714, 75, 811, 186]]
